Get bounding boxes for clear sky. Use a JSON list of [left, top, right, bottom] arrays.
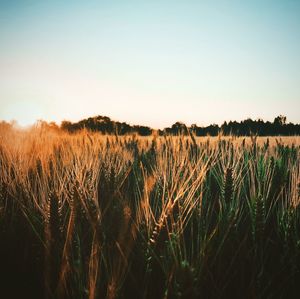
[[0, 0, 299, 128]]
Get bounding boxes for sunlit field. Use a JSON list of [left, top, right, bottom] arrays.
[[0, 124, 299, 298]]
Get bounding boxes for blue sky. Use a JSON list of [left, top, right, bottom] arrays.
[[0, 0, 299, 128]]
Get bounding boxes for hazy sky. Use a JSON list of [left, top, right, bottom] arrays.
[[0, 0, 299, 128]]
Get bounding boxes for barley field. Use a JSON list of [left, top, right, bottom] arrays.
[[0, 125, 299, 298]]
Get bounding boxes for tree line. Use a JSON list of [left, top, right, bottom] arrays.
[[60, 115, 300, 136]]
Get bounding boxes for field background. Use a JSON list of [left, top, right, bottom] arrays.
[[0, 125, 299, 298]]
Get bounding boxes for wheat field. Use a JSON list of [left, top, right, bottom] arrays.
[[0, 124, 299, 298]]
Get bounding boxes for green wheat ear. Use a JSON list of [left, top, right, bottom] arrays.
[[255, 195, 265, 244], [223, 167, 234, 204]]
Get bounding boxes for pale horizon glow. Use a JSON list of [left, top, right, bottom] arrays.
[[0, 0, 299, 129]]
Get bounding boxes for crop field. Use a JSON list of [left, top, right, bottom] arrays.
[[0, 125, 299, 299]]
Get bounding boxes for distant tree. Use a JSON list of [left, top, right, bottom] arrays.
[[59, 114, 300, 136], [274, 115, 287, 126], [133, 126, 152, 136], [61, 121, 74, 132], [171, 122, 188, 135]]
